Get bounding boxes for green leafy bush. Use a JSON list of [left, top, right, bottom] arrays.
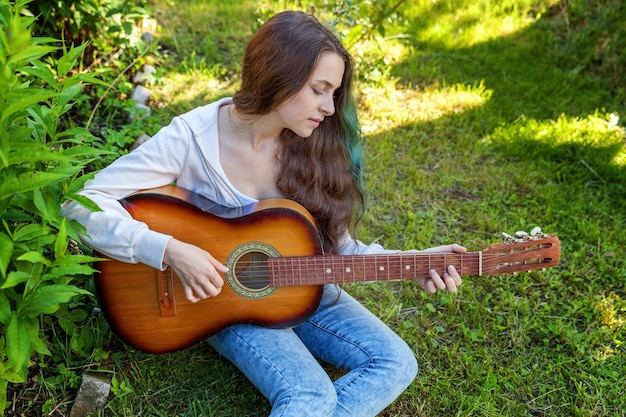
[[0, 0, 110, 412], [29, 0, 151, 65], [28, 0, 159, 169]]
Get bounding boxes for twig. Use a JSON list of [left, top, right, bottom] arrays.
[[580, 158, 606, 183], [85, 46, 150, 132]]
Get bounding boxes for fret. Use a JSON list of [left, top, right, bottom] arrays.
[[306, 256, 313, 285], [385, 255, 391, 281], [362, 256, 367, 282], [428, 253, 431, 273], [284, 258, 289, 286], [326, 257, 334, 284], [350, 256, 354, 282], [374, 256, 378, 282], [290, 257, 296, 286], [328, 256, 335, 284], [317, 257, 322, 285], [276, 258, 281, 287]]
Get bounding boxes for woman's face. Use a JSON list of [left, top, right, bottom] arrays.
[[275, 52, 345, 138]]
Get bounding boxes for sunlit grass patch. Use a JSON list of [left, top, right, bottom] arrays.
[[410, 0, 554, 47], [483, 112, 626, 183], [359, 81, 491, 134], [152, 70, 237, 117]]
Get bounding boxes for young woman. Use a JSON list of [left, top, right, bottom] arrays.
[[62, 10, 466, 416]]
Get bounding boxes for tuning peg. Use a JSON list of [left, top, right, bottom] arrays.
[[530, 226, 545, 238], [515, 231, 530, 240], [502, 232, 516, 242]]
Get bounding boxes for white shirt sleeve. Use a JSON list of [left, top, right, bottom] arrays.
[[61, 115, 193, 269]]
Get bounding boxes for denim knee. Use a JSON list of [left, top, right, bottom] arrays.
[[376, 337, 418, 394], [270, 373, 337, 417]]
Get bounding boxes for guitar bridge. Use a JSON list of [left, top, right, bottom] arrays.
[[157, 268, 177, 317]]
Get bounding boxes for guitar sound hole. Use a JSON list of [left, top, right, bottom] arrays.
[[234, 251, 270, 291]]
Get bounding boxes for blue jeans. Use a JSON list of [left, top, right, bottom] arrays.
[[208, 285, 418, 416]]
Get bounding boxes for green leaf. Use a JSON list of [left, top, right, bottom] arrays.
[[65, 193, 102, 213], [0, 271, 31, 290], [0, 89, 57, 125], [65, 308, 89, 323], [52, 254, 103, 266], [16, 251, 50, 266], [0, 379, 7, 415], [57, 83, 83, 113], [0, 292, 12, 325], [26, 104, 56, 141], [13, 223, 52, 243], [54, 219, 68, 259], [6, 315, 30, 372], [0, 171, 71, 200], [32, 188, 52, 223], [18, 60, 59, 89], [29, 324, 51, 356], [43, 264, 97, 281], [0, 232, 13, 278], [66, 72, 109, 87], [18, 284, 91, 316], [57, 43, 88, 77], [7, 142, 68, 166], [8, 45, 58, 67], [5, 125, 31, 142], [1, 370, 25, 384], [55, 128, 99, 144]]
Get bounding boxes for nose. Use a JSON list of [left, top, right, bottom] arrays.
[[319, 94, 335, 116]]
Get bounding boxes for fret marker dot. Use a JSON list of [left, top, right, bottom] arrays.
[[326, 268, 332, 274], [405, 265, 411, 270], [346, 267, 351, 273], [379, 266, 385, 271]]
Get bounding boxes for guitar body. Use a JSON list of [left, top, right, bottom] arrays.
[[96, 186, 324, 354]]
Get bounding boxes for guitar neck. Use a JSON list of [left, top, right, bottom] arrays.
[[267, 252, 482, 286]]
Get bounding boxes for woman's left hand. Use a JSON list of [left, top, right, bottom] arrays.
[[409, 244, 467, 294]]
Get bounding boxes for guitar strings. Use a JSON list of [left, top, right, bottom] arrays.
[[219, 255, 551, 287]]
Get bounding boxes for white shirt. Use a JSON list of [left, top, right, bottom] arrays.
[[61, 98, 394, 270]]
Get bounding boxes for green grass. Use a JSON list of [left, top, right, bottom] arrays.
[[79, 0, 626, 416]]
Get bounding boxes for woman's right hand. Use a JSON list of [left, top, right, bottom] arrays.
[[163, 238, 229, 303]]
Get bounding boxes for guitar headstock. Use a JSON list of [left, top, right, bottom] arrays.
[[481, 227, 561, 275]]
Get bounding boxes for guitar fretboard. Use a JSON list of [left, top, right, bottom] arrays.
[[267, 252, 482, 286]]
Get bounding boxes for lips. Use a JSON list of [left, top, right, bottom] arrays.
[[309, 118, 323, 127]]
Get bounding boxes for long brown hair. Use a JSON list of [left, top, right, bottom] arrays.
[[233, 11, 365, 254]]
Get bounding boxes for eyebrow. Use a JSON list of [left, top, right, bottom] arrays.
[[313, 79, 340, 90]]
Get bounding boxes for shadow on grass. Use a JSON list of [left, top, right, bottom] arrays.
[[381, 1, 626, 212]]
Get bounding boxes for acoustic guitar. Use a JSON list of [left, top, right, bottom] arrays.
[[96, 185, 561, 354]]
